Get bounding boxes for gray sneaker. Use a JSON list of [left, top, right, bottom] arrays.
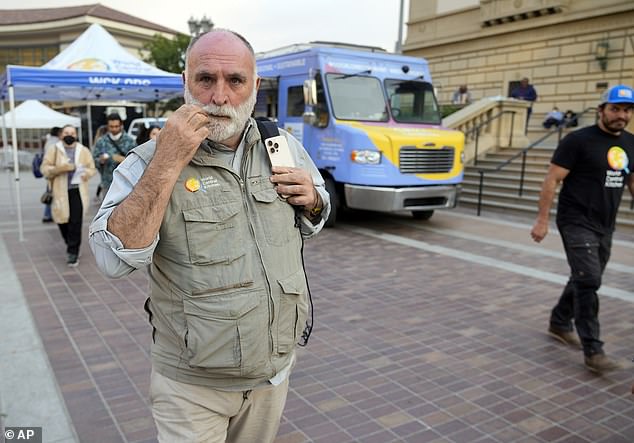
[[67, 253, 79, 267], [548, 327, 581, 349], [584, 354, 622, 374]]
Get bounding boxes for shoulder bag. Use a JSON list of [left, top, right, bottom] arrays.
[[40, 147, 57, 205]]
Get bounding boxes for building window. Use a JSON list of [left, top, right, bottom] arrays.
[[0, 45, 59, 73]]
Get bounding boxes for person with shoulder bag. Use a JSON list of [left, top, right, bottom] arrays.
[[41, 124, 97, 267], [89, 30, 329, 442], [92, 113, 136, 201], [38, 127, 61, 222]]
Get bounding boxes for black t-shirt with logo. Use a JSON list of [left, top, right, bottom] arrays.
[[552, 125, 634, 233]]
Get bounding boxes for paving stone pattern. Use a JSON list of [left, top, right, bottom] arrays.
[[3, 175, 633, 443]]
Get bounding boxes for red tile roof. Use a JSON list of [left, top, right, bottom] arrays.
[[0, 3, 181, 35]]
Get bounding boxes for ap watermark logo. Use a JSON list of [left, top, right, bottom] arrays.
[[3, 427, 42, 442]]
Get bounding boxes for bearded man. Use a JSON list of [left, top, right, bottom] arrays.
[[531, 84, 634, 374], [89, 29, 329, 443]]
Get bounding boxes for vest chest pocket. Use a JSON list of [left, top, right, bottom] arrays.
[[251, 183, 297, 246], [182, 203, 243, 265]]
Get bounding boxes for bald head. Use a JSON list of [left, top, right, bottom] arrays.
[[186, 29, 254, 63]]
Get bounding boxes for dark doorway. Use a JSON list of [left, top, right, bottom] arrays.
[[507, 80, 521, 97]]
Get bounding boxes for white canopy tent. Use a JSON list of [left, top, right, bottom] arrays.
[[0, 23, 184, 241], [1, 100, 80, 129]]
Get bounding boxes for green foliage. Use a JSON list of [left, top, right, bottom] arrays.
[[142, 33, 190, 74], [142, 33, 190, 115]]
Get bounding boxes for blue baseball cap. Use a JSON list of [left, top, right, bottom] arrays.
[[600, 84, 634, 105]]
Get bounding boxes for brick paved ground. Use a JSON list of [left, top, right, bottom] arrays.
[[2, 173, 633, 443]]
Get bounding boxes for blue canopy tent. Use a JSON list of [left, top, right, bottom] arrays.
[[0, 23, 184, 102], [0, 23, 185, 241], [1, 65, 184, 102]]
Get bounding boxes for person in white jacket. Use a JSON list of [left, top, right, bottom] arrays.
[[40, 125, 97, 266]]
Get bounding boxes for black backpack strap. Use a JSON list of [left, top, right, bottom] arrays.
[[108, 134, 126, 156], [255, 117, 280, 140], [255, 117, 315, 346]]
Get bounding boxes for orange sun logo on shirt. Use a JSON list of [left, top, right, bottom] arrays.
[[607, 146, 629, 172]]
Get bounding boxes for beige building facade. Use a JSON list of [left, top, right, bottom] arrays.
[[0, 4, 180, 74], [403, 0, 634, 124]]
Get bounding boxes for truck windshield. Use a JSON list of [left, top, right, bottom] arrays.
[[385, 80, 441, 124], [325, 74, 388, 122]]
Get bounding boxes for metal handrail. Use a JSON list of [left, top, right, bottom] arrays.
[[462, 110, 516, 166], [475, 107, 597, 216]]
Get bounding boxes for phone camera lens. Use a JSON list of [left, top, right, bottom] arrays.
[[274, 143, 279, 148], [270, 147, 275, 153]]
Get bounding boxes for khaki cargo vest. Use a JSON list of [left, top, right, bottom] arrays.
[[134, 124, 308, 390]]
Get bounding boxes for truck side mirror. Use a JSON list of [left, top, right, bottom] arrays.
[[302, 111, 316, 125], [303, 79, 317, 106]]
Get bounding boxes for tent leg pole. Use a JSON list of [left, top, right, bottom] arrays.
[[87, 104, 93, 148], [8, 86, 24, 242], [0, 100, 6, 147], [6, 166, 14, 215], [1, 100, 16, 215]]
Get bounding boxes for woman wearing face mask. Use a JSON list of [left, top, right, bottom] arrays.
[[40, 124, 97, 267]]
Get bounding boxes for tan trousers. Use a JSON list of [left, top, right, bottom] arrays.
[[150, 369, 289, 443]]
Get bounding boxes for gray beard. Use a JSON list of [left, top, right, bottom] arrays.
[[184, 87, 257, 144]]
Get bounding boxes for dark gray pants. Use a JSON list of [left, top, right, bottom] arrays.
[[550, 223, 612, 357]]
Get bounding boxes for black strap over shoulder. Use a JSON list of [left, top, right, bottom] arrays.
[[254, 117, 315, 347], [255, 117, 280, 140], [108, 134, 126, 156]]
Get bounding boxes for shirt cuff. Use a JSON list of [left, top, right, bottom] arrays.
[[90, 213, 158, 275]]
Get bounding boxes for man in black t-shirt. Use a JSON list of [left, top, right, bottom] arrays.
[[531, 84, 634, 374]]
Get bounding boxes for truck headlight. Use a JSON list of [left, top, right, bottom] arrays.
[[351, 150, 381, 164]]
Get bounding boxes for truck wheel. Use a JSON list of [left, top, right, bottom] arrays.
[[324, 178, 338, 228], [412, 210, 433, 220]]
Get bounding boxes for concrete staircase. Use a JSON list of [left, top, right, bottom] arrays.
[[459, 126, 634, 233]]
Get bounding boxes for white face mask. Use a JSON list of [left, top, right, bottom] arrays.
[[110, 132, 122, 141]]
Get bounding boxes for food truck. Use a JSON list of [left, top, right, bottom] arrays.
[[256, 43, 465, 226]]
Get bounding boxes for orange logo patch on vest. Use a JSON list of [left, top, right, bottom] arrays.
[[185, 177, 201, 192]]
